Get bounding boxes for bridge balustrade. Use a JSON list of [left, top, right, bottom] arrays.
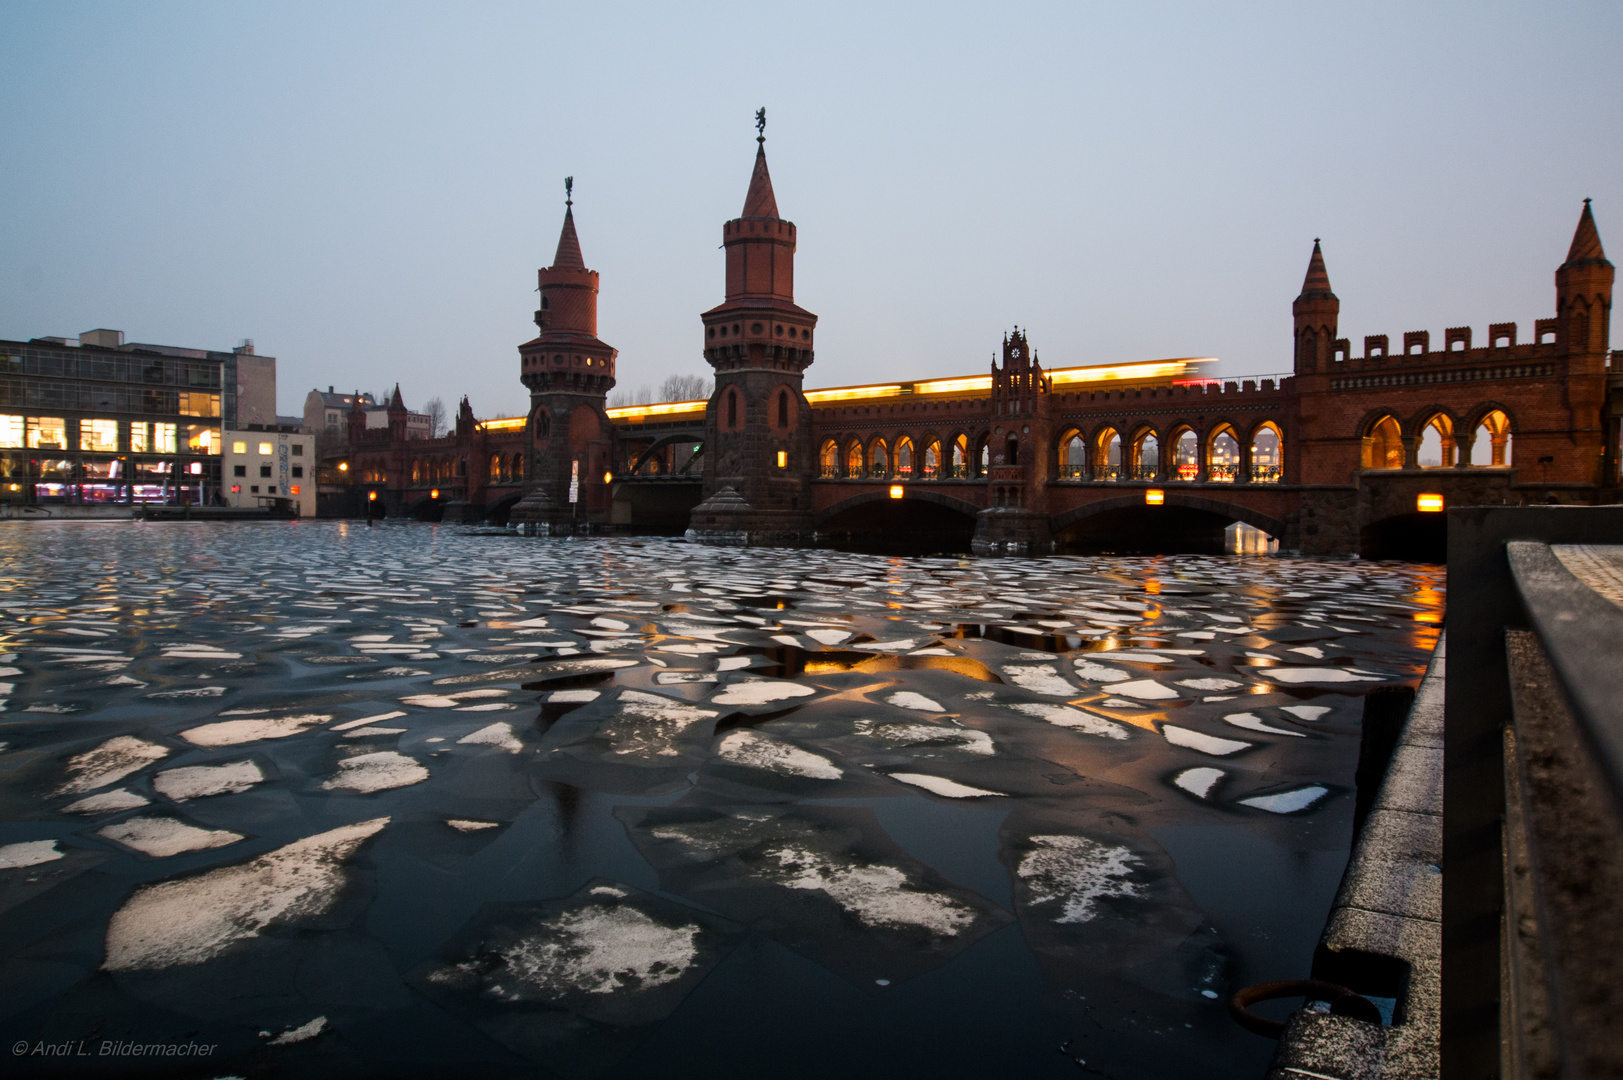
[[1250, 464, 1281, 483], [1058, 464, 1086, 480], [1092, 464, 1121, 482]]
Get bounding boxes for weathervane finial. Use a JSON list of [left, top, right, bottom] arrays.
[[755, 107, 766, 144], [565, 176, 573, 207]]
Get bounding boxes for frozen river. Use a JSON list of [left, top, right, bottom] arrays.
[[0, 521, 1442, 1078]]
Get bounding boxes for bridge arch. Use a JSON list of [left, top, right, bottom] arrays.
[[484, 490, 525, 526], [813, 488, 982, 554], [1360, 412, 1406, 470], [1051, 493, 1288, 540]]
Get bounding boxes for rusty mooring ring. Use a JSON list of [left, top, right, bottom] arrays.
[[1228, 979, 1383, 1039]]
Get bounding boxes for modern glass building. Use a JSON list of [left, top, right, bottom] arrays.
[[0, 329, 275, 506]]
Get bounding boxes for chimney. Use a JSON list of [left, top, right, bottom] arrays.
[[234, 338, 255, 355]]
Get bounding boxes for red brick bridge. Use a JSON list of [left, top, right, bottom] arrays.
[[343, 139, 1619, 558]]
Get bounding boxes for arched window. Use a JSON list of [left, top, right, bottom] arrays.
[[727, 389, 739, 428], [1249, 424, 1282, 482], [511, 453, 524, 482], [1416, 414, 1454, 468], [1363, 416, 1405, 470], [1173, 429, 1199, 480], [1208, 427, 1240, 482], [869, 439, 889, 478], [1059, 431, 1086, 479], [895, 437, 914, 478], [1093, 429, 1120, 481], [921, 438, 940, 480], [845, 440, 864, 478], [819, 439, 838, 479], [1468, 410, 1512, 466], [1006, 435, 1020, 467], [1133, 432, 1160, 481], [950, 435, 969, 478], [489, 454, 502, 482], [411, 460, 421, 485], [777, 390, 789, 428], [976, 437, 989, 477]]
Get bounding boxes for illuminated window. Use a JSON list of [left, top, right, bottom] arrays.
[[186, 426, 220, 454], [179, 392, 221, 417], [1363, 416, 1405, 470], [153, 423, 178, 453], [26, 417, 66, 450], [1249, 424, 1282, 482], [80, 419, 119, 453], [291, 485, 300, 495], [1468, 410, 1513, 466], [1208, 428, 1240, 482], [1059, 431, 1085, 479], [0, 415, 22, 449], [1173, 430, 1199, 480], [188, 462, 203, 475], [776, 450, 788, 468], [1133, 432, 1160, 480], [258, 442, 273, 455], [232, 441, 247, 454]]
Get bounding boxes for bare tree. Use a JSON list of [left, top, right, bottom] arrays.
[[607, 384, 655, 408], [658, 373, 712, 402], [424, 396, 446, 438]]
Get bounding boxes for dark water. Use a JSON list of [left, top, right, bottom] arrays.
[[0, 521, 1443, 1078]]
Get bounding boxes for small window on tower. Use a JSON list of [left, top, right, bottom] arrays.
[[777, 390, 788, 428], [727, 390, 738, 428], [541, 297, 549, 310]]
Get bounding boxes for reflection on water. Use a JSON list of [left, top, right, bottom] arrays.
[[0, 521, 1441, 1078]]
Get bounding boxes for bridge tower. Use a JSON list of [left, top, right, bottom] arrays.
[[1557, 199, 1613, 369], [511, 183, 619, 531], [687, 115, 819, 545], [971, 328, 1056, 554], [1292, 240, 1340, 375]]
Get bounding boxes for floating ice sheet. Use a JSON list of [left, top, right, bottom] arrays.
[[97, 816, 244, 857], [56, 736, 170, 795], [153, 760, 264, 800]]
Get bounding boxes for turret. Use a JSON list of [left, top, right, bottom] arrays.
[[1556, 199, 1613, 361], [1292, 240, 1340, 374]]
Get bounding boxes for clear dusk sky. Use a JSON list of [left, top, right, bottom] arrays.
[[2, 1, 1619, 418]]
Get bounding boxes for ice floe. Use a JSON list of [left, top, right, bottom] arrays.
[[153, 760, 265, 801], [56, 736, 170, 795], [1171, 767, 1226, 799], [1017, 835, 1142, 923], [97, 816, 244, 857], [322, 751, 429, 793], [446, 819, 500, 832], [1109, 679, 1180, 701], [1263, 667, 1384, 684], [710, 679, 816, 706], [266, 1016, 327, 1045], [0, 839, 65, 869], [1071, 659, 1131, 683], [1004, 702, 1128, 740], [102, 817, 389, 970], [63, 788, 150, 814], [1281, 705, 1332, 722], [457, 722, 523, 753], [181, 714, 331, 747], [1222, 712, 1306, 737], [1239, 785, 1330, 813], [716, 731, 842, 779], [885, 691, 945, 712], [1159, 725, 1252, 756], [888, 773, 1003, 798], [1001, 664, 1076, 697]]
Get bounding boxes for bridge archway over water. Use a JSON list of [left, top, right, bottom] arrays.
[[1360, 512, 1446, 563], [814, 490, 981, 555], [484, 491, 524, 526], [1051, 494, 1288, 555]]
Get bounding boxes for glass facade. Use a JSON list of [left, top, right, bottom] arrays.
[[0, 338, 236, 505]]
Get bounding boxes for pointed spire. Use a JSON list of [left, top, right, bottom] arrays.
[[742, 144, 779, 219], [551, 204, 585, 271], [1298, 239, 1336, 299], [1564, 198, 1608, 265], [390, 384, 404, 409]]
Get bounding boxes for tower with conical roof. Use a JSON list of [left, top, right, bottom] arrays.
[[514, 180, 618, 528], [1556, 199, 1613, 365], [689, 111, 819, 545], [1292, 239, 1340, 374]]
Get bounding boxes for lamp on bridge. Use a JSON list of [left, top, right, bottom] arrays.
[[1145, 489, 1165, 506], [603, 471, 613, 484], [338, 462, 348, 472], [889, 485, 904, 499], [368, 491, 377, 502], [430, 489, 439, 499], [1417, 493, 1444, 513]]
